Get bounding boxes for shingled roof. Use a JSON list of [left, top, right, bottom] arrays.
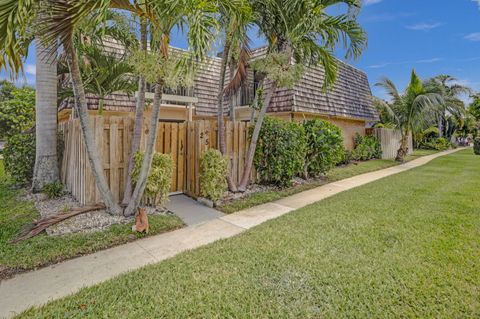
[[61, 41, 377, 121]]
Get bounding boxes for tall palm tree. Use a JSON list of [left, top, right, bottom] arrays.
[[375, 70, 444, 161], [215, 0, 252, 192], [424, 75, 471, 139], [237, 0, 367, 191], [31, 38, 60, 192]]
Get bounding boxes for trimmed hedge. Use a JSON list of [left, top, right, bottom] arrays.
[[303, 119, 344, 177], [254, 117, 306, 186], [474, 137, 480, 155], [3, 132, 35, 185], [200, 149, 228, 202]]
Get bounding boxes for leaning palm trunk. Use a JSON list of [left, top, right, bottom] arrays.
[[237, 80, 277, 191], [216, 40, 237, 192], [124, 79, 163, 217], [32, 39, 60, 192], [396, 132, 409, 162], [122, 19, 147, 207], [65, 41, 122, 215]]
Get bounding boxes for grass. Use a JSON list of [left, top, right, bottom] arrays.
[[0, 160, 183, 278], [219, 149, 436, 214], [18, 149, 479, 318]]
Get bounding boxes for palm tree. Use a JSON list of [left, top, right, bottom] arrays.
[[31, 39, 60, 192], [375, 70, 444, 161], [59, 44, 137, 115], [424, 75, 471, 139], [236, 0, 367, 191], [123, 17, 148, 206], [2, 0, 216, 216], [215, 0, 252, 192]]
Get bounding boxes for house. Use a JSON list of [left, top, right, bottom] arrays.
[[58, 41, 378, 150]]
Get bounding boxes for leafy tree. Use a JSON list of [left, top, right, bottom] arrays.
[[237, 0, 367, 191], [375, 70, 443, 161], [0, 80, 16, 102], [0, 85, 35, 139]]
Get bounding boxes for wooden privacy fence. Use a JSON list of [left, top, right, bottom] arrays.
[[367, 128, 413, 160], [60, 116, 252, 205]]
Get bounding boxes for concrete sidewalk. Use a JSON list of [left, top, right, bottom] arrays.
[[0, 148, 464, 318]]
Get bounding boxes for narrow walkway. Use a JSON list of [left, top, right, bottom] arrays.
[[166, 194, 225, 226], [0, 148, 464, 318]]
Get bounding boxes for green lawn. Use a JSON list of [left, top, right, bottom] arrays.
[[219, 149, 437, 214], [0, 160, 183, 278], [19, 149, 479, 318]]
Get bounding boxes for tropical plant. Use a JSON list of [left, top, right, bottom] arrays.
[[254, 117, 306, 186], [351, 134, 382, 161], [200, 149, 228, 202], [237, 0, 367, 191], [303, 119, 344, 178], [375, 70, 444, 161], [42, 182, 65, 199], [0, 80, 15, 102], [0, 85, 35, 139], [423, 75, 471, 139], [59, 44, 137, 115], [131, 152, 174, 207]]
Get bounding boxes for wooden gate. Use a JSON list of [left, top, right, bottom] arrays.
[[60, 116, 252, 205]]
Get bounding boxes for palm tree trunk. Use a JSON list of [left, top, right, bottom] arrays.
[[32, 39, 60, 192], [396, 131, 409, 162], [122, 19, 147, 207], [238, 80, 276, 191], [65, 41, 122, 215], [124, 79, 163, 217], [216, 40, 237, 192], [438, 114, 443, 138]]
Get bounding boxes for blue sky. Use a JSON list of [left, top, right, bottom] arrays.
[[3, 0, 480, 102]]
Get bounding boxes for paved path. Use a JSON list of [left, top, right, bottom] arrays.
[[0, 148, 464, 318], [166, 194, 225, 226]]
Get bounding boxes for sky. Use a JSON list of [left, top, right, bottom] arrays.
[[2, 0, 480, 102]]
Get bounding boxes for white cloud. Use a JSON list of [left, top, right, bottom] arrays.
[[364, 0, 383, 5], [25, 64, 36, 76], [406, 22, 443, 31], [367, 58, 443, 69], [465, 32, 480, 41]]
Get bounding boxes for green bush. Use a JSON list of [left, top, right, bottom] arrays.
[[337, 148, 353, 166], [474, 138, 480, 155], [3, 132, 35, 185], [200, 149, 228, 202], [43, 182, 64, 199], [351, 134, 382, 161], [0, 86, 35, 140], [132, 152, 174, 207], [303, 119, 344, 177], [421, 137, 449, 151], [254, 117, 306, 186]]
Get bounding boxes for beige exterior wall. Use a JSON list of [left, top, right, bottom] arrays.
[[235, 108, 366, 150]]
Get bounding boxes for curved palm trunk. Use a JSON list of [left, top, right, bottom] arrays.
[[122, 19, 147, 207], [32, 39, 60, 192], [65, 41, 122, 215], [238, 80, 277, 191], [124, 79, 163, 217], [216, 40, 237, 192]]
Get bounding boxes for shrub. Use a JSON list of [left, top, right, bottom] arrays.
[[200, 149, 228, 202], [337, 148, 353, 166], [421, 137, 449, 151], [351, 134, 382, 161], [132, 152, 174, 207], [3, 132, 35, 185], [0, 86, 35, 140], [474, 138, 480, 155], [303, 119, 344, 177], [254, 117, 306, 186], [43, 182, 64, 199]]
